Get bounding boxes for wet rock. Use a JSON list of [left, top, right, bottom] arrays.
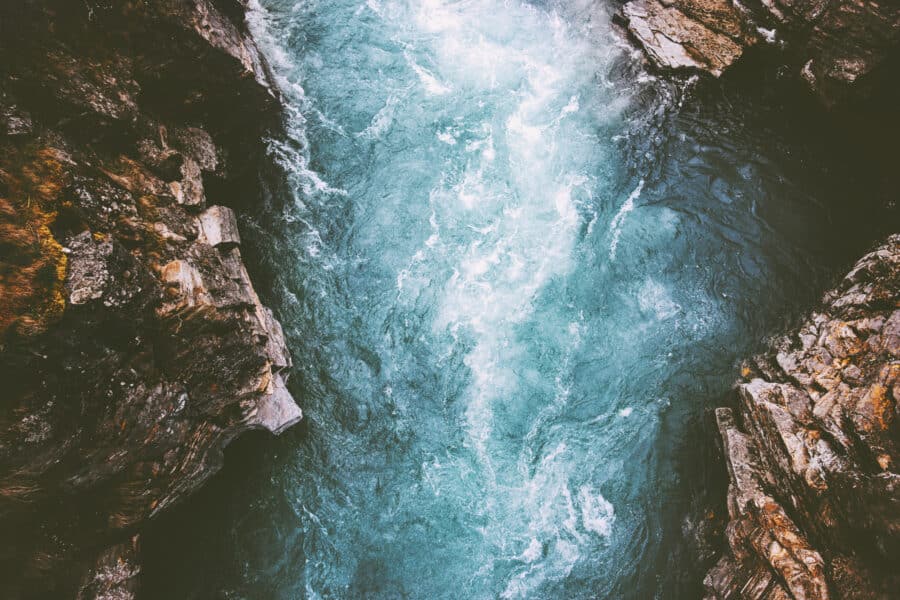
[[705, 235, 900, 599]]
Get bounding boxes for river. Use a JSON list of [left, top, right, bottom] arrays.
[[142, 0, 883, 597]]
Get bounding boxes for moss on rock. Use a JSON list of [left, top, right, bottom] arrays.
[[0, 145, 70, 339]]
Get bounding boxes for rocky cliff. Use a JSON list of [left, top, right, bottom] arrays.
[[620, 0, 900, 105], [704, 234, 900, 599], [0, 1, 300, 597]]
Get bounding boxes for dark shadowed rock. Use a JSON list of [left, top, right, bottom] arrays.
[[76, 535, 141, 600], [621, 0, 900, 105], [0, 1, 297, 597]]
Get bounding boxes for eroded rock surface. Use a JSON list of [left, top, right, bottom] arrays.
[[621, 0, 900, 104], [623, 0, 751, 76], [0, 1, 299, 597], [706, 234, 900, 599]]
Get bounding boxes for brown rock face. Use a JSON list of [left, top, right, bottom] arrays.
[[705, 234, 900, 599], [0, 1, 300, 597], [621, 0, 900, 105], [622, 0, 753, 77]]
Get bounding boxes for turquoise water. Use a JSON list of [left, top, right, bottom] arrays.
[[143, 0, 881, 598]]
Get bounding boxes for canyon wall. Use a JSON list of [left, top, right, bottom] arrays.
[[0, 1, 299, 597], [703, 235, 900, 599], [0, 1, 895, 599], [620, 0, 900, 105]]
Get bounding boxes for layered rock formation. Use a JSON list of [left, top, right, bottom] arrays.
[[0, 1, 300, 597], [705, 235, 900, 599], [620, 0, 900, 104]]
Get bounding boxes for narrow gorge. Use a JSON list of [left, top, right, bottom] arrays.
[[0, 1, 896, 599]]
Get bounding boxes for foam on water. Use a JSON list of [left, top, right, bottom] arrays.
[[251, 2, 633, 594], [608, 179, 644, 261]]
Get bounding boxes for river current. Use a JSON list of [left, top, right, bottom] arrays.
[[143, 0, 882, 598]]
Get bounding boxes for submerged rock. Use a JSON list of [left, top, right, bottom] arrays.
[[0, 0, 297, 597], [706, 234, 900, 599]]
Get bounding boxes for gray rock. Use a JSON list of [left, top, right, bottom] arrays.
[[248, 373, 302, 436], [198, 205, 241, 249], [65, 232, 113, 305]]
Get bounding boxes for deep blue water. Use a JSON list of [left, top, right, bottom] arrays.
[[143, 0, 885, 598]]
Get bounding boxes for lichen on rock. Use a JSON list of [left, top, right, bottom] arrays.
[[0, 145, 71, 339]]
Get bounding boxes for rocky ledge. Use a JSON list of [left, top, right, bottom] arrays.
[[705, 234, 900, 599], [620, 0, 900, 104], [0, 1, 299, 597]]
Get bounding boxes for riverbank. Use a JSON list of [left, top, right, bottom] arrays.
[[0, 1, 298, 597]]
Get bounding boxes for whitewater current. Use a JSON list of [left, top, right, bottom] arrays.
[[142, 1, 877, 598]]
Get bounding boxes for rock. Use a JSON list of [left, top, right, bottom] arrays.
[[198, 205, 241, 249], [1, 102, 32, 137], [175, 0, 278, 97], [38, 49, 140, 126], [248, 373, 303, 435], [76, 536, 141, 600], [620, 0, 900, 105], [176, 156, 205, 208], [0, 0, 296, 596], [705, 235, 900, 599], [65, 231, 113, 305], [261, 305, 292, 372], [623, 0, 748, 77], [218, 246, 260, 307], [171, 126, 220, 174], [159, 259, 214, 312], [101, 156, 173, 200]]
